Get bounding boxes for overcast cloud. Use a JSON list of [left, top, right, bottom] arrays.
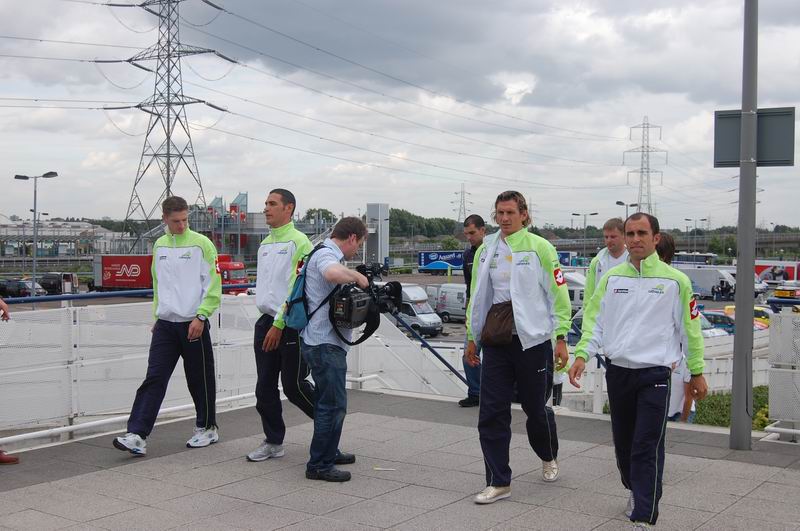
[[1, 0, 798, 230]]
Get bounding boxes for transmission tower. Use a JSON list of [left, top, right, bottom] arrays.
[[452, 183, 473, 221], [116, 0, 229, 250], [623, 116, 667, 214]]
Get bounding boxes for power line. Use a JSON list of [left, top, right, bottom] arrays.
[[198, 0, 627, 141], [0, 35, 143, 50]]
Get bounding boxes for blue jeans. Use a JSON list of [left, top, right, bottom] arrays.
[[301, 340, 348, 473], [463, 337, 482, 397]]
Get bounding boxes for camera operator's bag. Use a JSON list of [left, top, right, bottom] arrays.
[[284, 244, 337, 331], [480, 301, 514, 346]]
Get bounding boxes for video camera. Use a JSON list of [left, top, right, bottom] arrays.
[[331, 263, 402, 330]]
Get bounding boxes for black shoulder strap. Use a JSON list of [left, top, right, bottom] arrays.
[[304, 243, 339, 319], [331, 300, 381, 346]]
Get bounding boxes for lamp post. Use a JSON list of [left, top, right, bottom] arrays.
[[684, 217, 707, 253], [769, 222, 776, 256], [615, 201, 638, 219], [572, 211, 598, 260], [14, 171, 58, 301]]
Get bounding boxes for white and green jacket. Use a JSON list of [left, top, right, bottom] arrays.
[[152, 227, 221, 322], [584, 247, 629, 302], [466, 229, 571, 350], [575, 251, 705, 375], [255, 221, 312, 330]]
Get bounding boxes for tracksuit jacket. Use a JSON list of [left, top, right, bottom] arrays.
[[152, 227, 221, 321], [575, 251, 705, 374], [466, 229, 571, 349], [584, 247, 629, 302], [255, 221, 313, 329]]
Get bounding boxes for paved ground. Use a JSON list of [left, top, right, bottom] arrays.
[[2, 391, 800, 530]]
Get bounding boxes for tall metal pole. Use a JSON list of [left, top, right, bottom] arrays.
[[32, 176, 38, 301], [731, 0, 758, 451]]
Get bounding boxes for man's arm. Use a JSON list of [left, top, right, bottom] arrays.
[[323, 263, 368, 288], [197, 239, 222, 318], [681, 382, 693, 422], [541, 243, 571, 339], [584, 256, 598, 302], [151, 246, 159, 321], [0, 297, 10, 321], [569, 274, 609, 387], [465, 244, 484, 343]]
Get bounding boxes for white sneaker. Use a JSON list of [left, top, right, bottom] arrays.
[[625, 491, 635, 518], [113, 432, 147, 456], [542, 459, 559, 482], [186, 426, 219, 448], [247, 440, 285, 462], [632, 522, 651, 530], [474, 486, 511, 504]]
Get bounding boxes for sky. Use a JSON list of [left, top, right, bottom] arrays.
[[1, 0, 798, 231]]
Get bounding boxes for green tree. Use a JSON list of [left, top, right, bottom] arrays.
[[440, 236, 461, 250], [303, 208, 335, 223]]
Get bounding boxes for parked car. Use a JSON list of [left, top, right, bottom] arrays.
[[723, 305, 774, 328], [702, 309, 767, 334], [0, 278, 8, 297], [39, 272, 79, 295], [4, 279, 47, 297]]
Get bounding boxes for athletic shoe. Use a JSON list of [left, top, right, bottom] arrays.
[[632, 522, 651, 530], [474, 486, 511, 504], [113, 433, 147, 456], [0, 450, 19, 465], [247, 440, 284, 462], [186, 426, 219, 448], [458, 395, 480, 407], [542, 459, 559, 482], [625, 491, 635, 518], [305, 467, 351, 482]]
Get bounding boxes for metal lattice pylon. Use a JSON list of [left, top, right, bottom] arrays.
[[120, 0, 223, 251], [623, 116, 667, 214]]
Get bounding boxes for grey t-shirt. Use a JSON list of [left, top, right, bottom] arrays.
[[300, 238, 352, 351]]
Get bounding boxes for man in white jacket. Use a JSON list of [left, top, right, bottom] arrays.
[[584, 217, 628, 302]]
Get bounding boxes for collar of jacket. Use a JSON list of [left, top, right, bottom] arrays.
[[625, 250, 661, 274], [164, 225, 193, 241], [498, 227, 530, 250], [268, 221, 295, 240]]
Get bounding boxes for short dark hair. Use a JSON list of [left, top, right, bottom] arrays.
[[656, 232, 675, 264], [331, 216, 367, 241], [269, 188, 297, 216], [493, 190, 530, 227], [162, 196, 189, 215], [603, 217, 624, 233], [625, 212, 660, 235], [463, 214, 485, 228]]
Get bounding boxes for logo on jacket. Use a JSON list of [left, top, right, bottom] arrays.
[[277, 247, 289, 255], [689, 298, 699, 319], [648, 283, 665, 295], [515, 256, 531, 266], [613, 288, 629, 294], [553, 268, 566, 286], [179, 251, 192, 260]]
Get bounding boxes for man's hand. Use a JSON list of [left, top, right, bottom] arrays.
[[0, 298, 10, 321], [262, 325, 282, 352], [568, 357, 586, 388], [188, 318, 205, 341], [554, 339, 569, 371], [464, 340, 480, 367], [354, 272, 369, 289], [688, 374, 708, 401]]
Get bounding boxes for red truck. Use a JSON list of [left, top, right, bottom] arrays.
[[91, 254, 248, 293]]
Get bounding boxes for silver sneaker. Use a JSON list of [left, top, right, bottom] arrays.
[[186, 426, 219, 448], [247, 440, 285, 462], [542, 459, 559, 482], [113, 432, 147, 456], [632, 523, 650, 530], [474, 486, 511, 504], [625, 491, 635, 518]]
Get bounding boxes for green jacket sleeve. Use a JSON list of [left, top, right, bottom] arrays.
[[273, 236, 313, 330], [197, 238, 222, 318], [679, 276, 705, 375], [465, 244, 484, 342], [574, 273, 610, 362], [542, 243, 571, 338], [151, 244, 159, 321], [584, 256, 599, 303]]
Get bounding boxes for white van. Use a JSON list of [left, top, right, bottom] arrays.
[[675, 267, 736, 299], [425, 284, 442, 309], [382, 283, 443, 337], [564, 270, 586, 313], [436, 283, 468, 323]]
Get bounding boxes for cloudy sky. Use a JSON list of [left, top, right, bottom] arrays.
[[1, 0, 798, 230]]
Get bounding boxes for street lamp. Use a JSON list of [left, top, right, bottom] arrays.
[[14, 171, 58, 300], [684, 217, 707, 253], [615, 201, 638, 219], [572, 211, 598, 259], [769, 222, 777, 256]]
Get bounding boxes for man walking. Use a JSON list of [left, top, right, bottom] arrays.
[[247, 189, 316, 462], [569, 213, 708, 529], [459, 214, 486, 407], [114, 196, 222, 456], [584, 217, 628, 302], [300, 217, 368, 482], [0, 296, 18, 465]]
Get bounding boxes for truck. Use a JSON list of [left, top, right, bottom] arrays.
[[675, 266, 736, 299], [418, 250, 464, 275], [91, 254, 247, 293]]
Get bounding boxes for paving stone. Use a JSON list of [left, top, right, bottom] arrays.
[[280, 516, 380, 531], [210, 476, 304, 502], [495, 506, 610, 531], [308, 473, 406, 499], [381, 418, 438, 433], [696, 514, 800, 531], [326, 499, 428, 528], [346, 426, 408, 443], [404, 449, 485, 470], [0, 509, 77, 531], [723, 497, 800, 525], [161, 463, 251, 489], [0, 502, 26, 518], [38, 493, 140, 523], [672, 472, 762, 497], [111, 456, 196, 480], [659, 485, 740, 513], [573, 472, 629, 498], [577, 444, 616, 460], [264, 487, 363, 516], [544, 491, 627, 519], [392, 496, 531, 531], [374, 484, 467, 510], [152, 491, 254, 518], [664, 442, 733, 459], [437, 438, 485, 458], [207, 503, 311, 530], [746, 481, 800, 505], [704, 459, 783, 481], [88, 507, 194, 531], [59, 470, 198, 505], [770, 468, 800, 487], [502, 481, 574, 506]]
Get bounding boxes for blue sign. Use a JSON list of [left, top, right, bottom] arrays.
[[419, 251, 464, 271]]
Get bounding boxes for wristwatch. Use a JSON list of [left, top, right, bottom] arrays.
[[556, 335, 565, 342], [196, 314, 207, 322]]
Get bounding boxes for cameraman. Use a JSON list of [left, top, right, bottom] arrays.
[[301, 217, 368, 482]]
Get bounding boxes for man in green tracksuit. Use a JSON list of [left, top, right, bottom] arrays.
[[569, 212, 708, 529], [114, 196, 222, 456]]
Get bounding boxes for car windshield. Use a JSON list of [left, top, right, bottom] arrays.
[[698, 313, 714, 330], [412, 301, 435, 314], [227, 269, 247, 280], [24, 281, 43, 289]]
